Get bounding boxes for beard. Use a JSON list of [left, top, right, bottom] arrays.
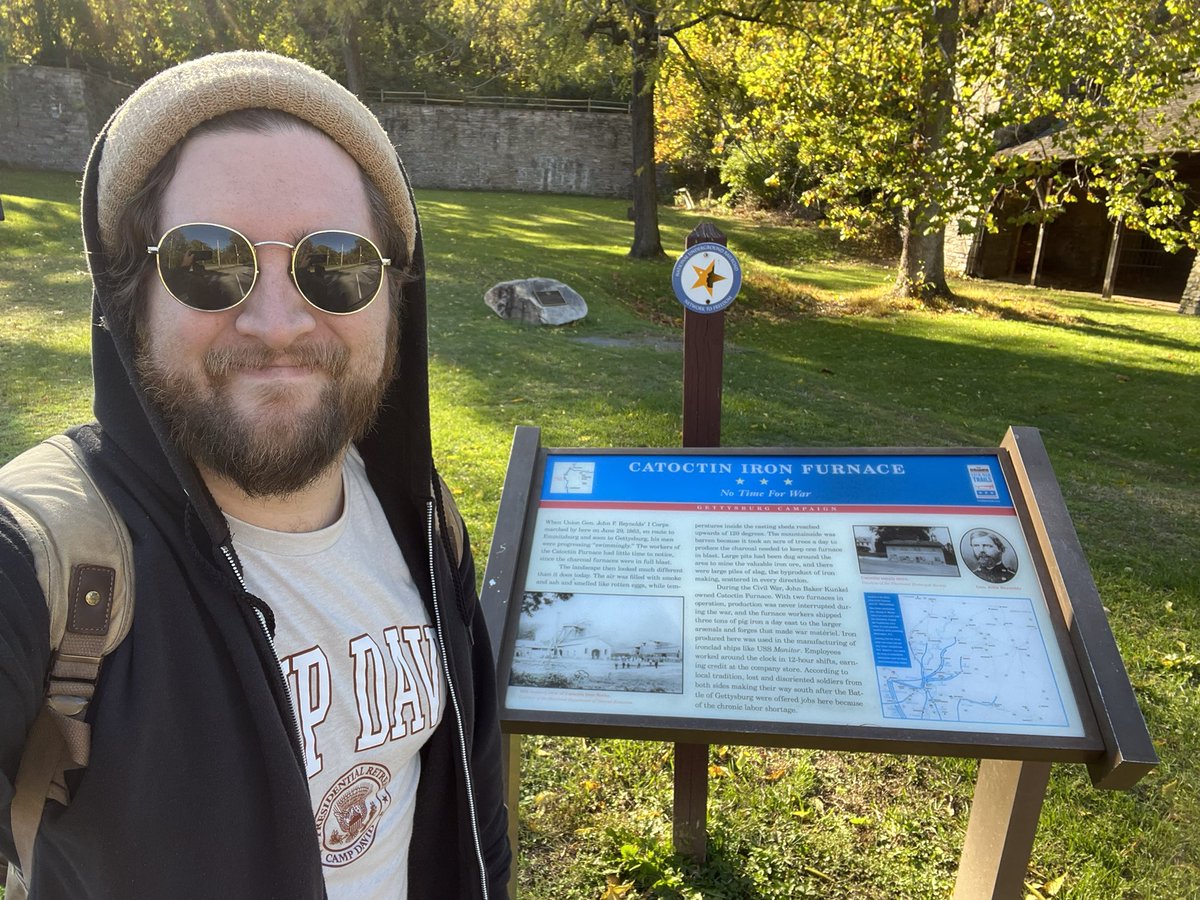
[[137, 321, 398, 499]]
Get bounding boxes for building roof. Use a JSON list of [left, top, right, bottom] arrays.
[[1002, 80, 1200, 161]]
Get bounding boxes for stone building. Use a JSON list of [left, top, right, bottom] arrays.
[[944, 85, 1200, 314]]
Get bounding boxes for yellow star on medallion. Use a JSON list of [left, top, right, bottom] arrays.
[[691, 259, 726, 297]]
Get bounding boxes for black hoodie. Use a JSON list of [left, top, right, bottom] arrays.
[[0, 119, 510, 898]]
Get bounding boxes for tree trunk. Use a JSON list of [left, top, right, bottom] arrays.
[[894, 0, 959, 300], [1102, 217, 1123, 299], [33, 0, 64, 66], [342, 17, 367, 97], [1030, 221, 1046, 287], [628, 4, 665, 259], [201, 0, 235, 52], [897, 214, 948, 298]]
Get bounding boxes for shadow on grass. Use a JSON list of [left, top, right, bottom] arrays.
[[947, 284, 1197, 352]]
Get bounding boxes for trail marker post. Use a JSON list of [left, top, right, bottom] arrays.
[[671, 222, 742, 861]]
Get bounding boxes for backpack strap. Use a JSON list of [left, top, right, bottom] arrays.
[[432, 473, 465, 567], [0, 435, 135, 886]]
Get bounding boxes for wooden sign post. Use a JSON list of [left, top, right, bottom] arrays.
[[676, 222, 739, 864], [675, 222, 734, 862], [681, 222, 729, 449]]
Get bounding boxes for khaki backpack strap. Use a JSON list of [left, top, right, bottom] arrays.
[[10, 707, 86, 873], [0, 435, 135, 883], [5, 860, 30, 900]]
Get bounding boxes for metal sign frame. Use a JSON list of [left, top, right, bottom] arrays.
[[481, 426, 1154, 785]]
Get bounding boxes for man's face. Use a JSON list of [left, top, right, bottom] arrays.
[[971, 535, 1002, 567], [137, 126, 395, 497]]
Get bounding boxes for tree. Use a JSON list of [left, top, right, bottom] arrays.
[[659, 0, 1200, 301], [583, 0, 669, 258], [521, 591, 574, 615], [716, 0, 985, 299], [582, 0, 800, 259], [2, 0, 280, 80], [992, 1, 1200, 258]]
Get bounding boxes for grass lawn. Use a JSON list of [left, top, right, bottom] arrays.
[[2, 166, 1198, 899]]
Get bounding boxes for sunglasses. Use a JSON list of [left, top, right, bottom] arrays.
[[147, 223, 391, 315]]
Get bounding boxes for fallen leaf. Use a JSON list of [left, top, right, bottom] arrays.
[[1043, 872, 1067, 895], [803, 865, 834, 882], [601, 876, 633, 899]]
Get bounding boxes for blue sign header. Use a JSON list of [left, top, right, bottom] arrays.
[[540, 453, 1012, 508]]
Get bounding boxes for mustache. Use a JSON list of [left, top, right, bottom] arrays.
[[203, 343, 349, 378]]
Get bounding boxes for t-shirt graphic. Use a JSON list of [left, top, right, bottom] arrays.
[[229, 448, 444, 898]]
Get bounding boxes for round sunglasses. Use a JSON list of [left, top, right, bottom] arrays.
[[147, 223, 391, 315]]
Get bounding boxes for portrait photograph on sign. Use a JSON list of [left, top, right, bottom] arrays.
[[960, 527, 1020, 583]]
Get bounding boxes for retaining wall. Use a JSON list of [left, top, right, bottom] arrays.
[[0, 65, 131, 173], [0, 66, 632, 198]]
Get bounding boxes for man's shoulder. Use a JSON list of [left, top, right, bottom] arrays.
[[976, 564, 1015, 582]]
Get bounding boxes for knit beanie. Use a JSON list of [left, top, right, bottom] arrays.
[[94, 51, 415, 261]]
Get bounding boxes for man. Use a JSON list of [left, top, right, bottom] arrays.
[[966, 529, 1017, 583], [0, 52, 509, 898]]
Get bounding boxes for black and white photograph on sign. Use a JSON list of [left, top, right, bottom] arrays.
[[854, 525, 960, 577], [510, 592, 684, 694], [961, 528, 1019, 583]]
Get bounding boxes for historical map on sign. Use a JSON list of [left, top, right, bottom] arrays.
[[550, 461, 595, 494], [865, 592, 1070, 727]]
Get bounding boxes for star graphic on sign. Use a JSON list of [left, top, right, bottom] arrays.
[[691, 259, 727, 297], [760, 478, 769, 485], [784, 478, 793, 485], [735, 477, 744, 485]]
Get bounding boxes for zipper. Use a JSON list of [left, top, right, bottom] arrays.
[[221, 543, 307, 768], [427, 501, 490, 900]]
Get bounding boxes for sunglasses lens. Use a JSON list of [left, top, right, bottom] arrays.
[[157, 225, 255, 311], [293, 231, 385, 314]]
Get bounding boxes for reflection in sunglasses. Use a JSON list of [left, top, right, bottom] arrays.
[[149, 223, 389, 314]]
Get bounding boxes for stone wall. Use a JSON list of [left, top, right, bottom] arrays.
[[0, 65, 632, 198], [0, 65, 132, 173], [374, 103, 630, 197], [943, 221, 979, 276], [1180, 256, 1200, 314]]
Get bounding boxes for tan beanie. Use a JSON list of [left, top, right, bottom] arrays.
[[96, 51, 415, 261]]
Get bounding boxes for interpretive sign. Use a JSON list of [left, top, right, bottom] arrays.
[[483, 427, 1157, 899], [484, 433, 1122, 762]]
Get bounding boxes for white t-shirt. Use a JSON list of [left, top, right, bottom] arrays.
[[228, 449, 444, 898]]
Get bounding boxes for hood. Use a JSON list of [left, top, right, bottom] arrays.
[[79, 79, 434, 555]]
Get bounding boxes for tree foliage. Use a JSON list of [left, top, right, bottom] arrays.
[[0, 0, 628, 97], [579, 0, 786, 258], [6, 0, 1198, 293], [658, 0, 1200, 299], [986, 0, 1200, 255]]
